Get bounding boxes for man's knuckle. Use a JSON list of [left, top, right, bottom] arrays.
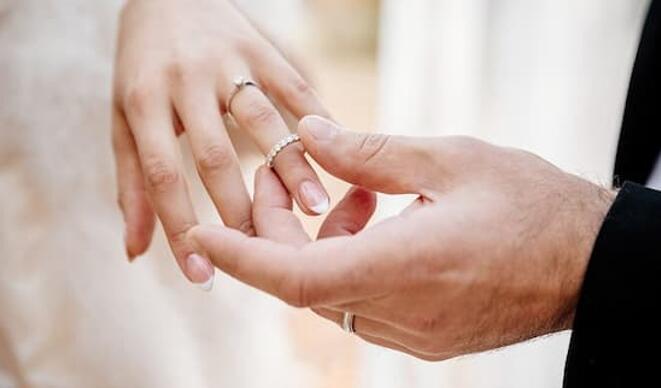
[[143, 158, 180, 192], [358, 133, 390, 165], [196, 144, 235, 175], [409, 314, 443, 335]]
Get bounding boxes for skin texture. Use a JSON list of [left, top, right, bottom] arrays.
[[188, 115, 615, 361], [111, 0, 330, 285]]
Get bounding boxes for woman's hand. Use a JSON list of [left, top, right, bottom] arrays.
[[187, 116, 614, 360], [112, 0, 330, 287]]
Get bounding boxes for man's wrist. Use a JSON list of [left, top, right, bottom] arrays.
[[558, 183, 616, 331]]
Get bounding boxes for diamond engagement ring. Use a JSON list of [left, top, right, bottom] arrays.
[[342, 312, 355, 335], [265, 133, 301, 168], [226, 76, 261, 115]]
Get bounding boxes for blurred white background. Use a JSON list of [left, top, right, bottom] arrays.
[[0, 0, 649, 387]]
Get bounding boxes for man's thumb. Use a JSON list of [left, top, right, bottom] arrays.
[[298, 115, 426, 194]]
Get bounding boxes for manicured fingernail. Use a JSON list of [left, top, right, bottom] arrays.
[[197, 276, 214, 292], [124, 231, 136, 262], [301, 115, 338, 141], [126, 248, 135, 262], [186, 253, 215, 291], [299, 180, 330, 215]]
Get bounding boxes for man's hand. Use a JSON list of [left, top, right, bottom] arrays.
[[188, 116, 614, 360], [112, 0, 330, 287]]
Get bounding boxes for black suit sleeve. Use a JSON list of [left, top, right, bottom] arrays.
[[613, 0, 661, 185], [563, 182, 661, 388]]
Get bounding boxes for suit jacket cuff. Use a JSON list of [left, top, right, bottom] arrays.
[[563, 182, 661, 387]]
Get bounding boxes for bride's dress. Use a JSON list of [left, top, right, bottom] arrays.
[[367, 0, 648, 387], [0, 1, 309, 387]]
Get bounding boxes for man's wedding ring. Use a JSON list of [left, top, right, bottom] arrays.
[[265, 133, 301, 168], [226, 76, 261, 115], [342, 312, 355, 335]]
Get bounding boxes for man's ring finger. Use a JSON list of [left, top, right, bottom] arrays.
[[342, 312, 356, 334]]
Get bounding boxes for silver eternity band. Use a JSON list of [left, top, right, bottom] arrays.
[[265, 133, 301, 168], [342, 312, 355, 335], [226, 76, 261, 115]]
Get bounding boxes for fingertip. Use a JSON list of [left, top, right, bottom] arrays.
[[298, 180, 330, 215], [125, 233, 142, 262], [125, 224, 154, 259], [298, 115, 339, 144], [309, 194, 330, 215], [299, 114, 333, 126], [122, 197, 155, 261], [349, 186, 376, 200], [317, 186, 377, 239], [187, 224, 245, 253], [254, 164, 293, 211], [124, 236, 151, 262], [186, 225, 218, 267], [298, 114, 324, 130], [186, 224, 210, 255], [125, 240, 137, 262], [254, 164, 282, 192], [255, 164, 271, 180], [185, 253, 216, 291], [187, 224, 260, 278], [253, 164, 269, 194], [348, 187, 378, 213]]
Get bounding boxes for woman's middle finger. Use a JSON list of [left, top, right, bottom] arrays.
[[172, 83, 254, 235]]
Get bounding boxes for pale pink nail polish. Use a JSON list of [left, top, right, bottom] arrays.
[[186, 254, 215, 291], [299, 180, 330, 215], [124, 230, 136, 262]]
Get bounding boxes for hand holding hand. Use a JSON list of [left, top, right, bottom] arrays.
[[188, 116, 614, 360], [112, 0, 330, 286]]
